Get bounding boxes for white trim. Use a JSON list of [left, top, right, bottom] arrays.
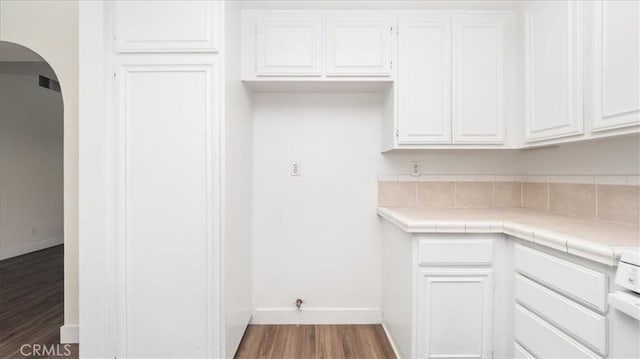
[[60, 325, 80, 344], [0, 237, 63, 260], [594, 176, 627, 185], [250, 308, 382, 325], [380, 174, 640, 186], [545, 175, 595, 184], [381, 321, 402, 359], [627, 176, 640, 185]]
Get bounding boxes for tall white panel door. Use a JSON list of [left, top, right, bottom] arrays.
[[325, 16, 392, 76], [115, 60, 219, 358], [114, 1, 220, 52], [256, 15, 322, 76], [398, 18, 452, 144], [590, 0, 640, 131], [417, 269, 494, 359], [452, 17, 505, 144], [524, 1, 583, 142]]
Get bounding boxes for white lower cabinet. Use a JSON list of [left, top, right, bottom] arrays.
[[516, 274, 608, 355], [515, 305, 602, 359], [514, 343, 535, 359], [514, 245, 610, 359], [381, 226, 619, 359], [417, 268, 493, 359]]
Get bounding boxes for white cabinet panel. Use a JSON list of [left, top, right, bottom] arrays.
[[256, 15, 322, 76], [326, 17, 391, 76], [452, 17, 505, 144], [114, 1, 219, 52], [514, 343, 535, 359], [398, 18, 452, 144], [116, 62, 218, 358], [515, 245, 607, 312], [515, 274, 608, 355], [524, 1, 583, 142], [591, 0, 640, 131], [417, 269, 493, 359], [515, 305, 602, 359], [418, 238, 493, 265]]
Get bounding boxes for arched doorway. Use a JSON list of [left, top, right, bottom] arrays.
[[0, 41, 76, 357]]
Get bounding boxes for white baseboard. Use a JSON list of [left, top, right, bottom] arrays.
[[60, 324, 79, 344], [0, 236, 64, 260], [381, 321, 402, 359], [250, 307, 381, 325]]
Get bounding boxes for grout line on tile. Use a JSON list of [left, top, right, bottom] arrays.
[[595, 185, 600, 221], [546, 182, 550, 212], [453, 182, 458, 208]]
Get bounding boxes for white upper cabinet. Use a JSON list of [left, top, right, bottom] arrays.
[[256, 15, 322, 76], [243, 11, 393, 80], [590, 0, 640, 132], [397, 15, 507, 146], [114, 1, 220, 52], [398, 17, 452, 144], [524, 1, 583, 142], [452, 17, 505, 144], [326, 17, 392, 76]]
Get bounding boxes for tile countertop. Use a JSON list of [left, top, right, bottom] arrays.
[[377, 207, 640, 266]]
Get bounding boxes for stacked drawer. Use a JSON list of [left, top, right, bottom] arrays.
[[514, 244, 608, 358]]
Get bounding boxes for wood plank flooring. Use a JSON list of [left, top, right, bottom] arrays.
[[234, 324, 396, 359], [0, 245, 78, 358]]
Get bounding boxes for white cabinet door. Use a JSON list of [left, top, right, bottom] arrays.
[[326, 17, 392, 76], [398, 18, 452, 144], [524, 1, 583, 142], [452, 17, 505, 144], [256, 15, 322, 76], [417, 269, 493, 359], [114, 1, 220, 52], [515, 305, 602, 359], [115, 61, 219, 358], [590, 0, 640, 131]]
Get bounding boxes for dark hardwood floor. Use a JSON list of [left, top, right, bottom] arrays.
[[234, 325, 396, 359], [0, 245, 78, 358]]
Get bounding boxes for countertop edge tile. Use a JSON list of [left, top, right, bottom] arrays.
[[566, 239, 616, 266], [532, 229, 568, 253], [377, 207, 639, 267]]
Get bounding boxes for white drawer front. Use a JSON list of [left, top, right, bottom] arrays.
[[515, 305, 602, 359], [418, 238, 493, 265], [515, 244, 607, 311], [514, 343, 535, 359], [516, 274, 608, 355]]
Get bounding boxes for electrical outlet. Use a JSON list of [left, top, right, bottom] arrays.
[[290, 161, 301, 176], [410, 161, 421, 177], [30, 227, 38, 238]]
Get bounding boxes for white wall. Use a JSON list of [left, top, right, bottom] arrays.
[[223, 1, 253, 357], [0, 63, 63, 259], [250, 91, 639, 323], [0, 0, 79, 335], [520, 134, 640, 175], [251, 92, 522, 320]]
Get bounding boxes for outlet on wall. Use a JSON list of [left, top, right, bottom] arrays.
[[410, 161, 421, 177], [30, 227, 38, 238], [290, 161, 301, 176]]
